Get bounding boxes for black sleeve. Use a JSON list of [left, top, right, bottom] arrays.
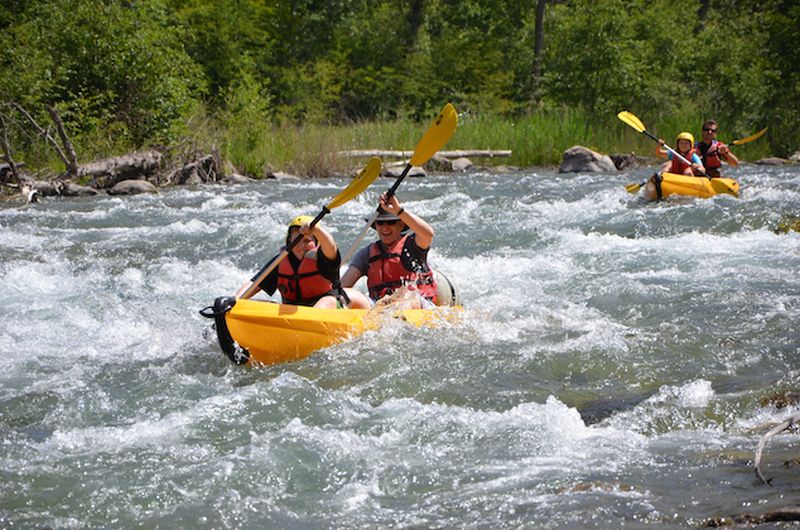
[[401, 235, 430, 272], [316, 249, 342, 283], [250, 254, 281, 295]]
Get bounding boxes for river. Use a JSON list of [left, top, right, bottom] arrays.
[[1, 163, 798, 528]]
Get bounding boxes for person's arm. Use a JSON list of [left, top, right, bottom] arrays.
[[236, 254, 280, 298], [301, 222, 337, 261], [718, 143, 739, 166], [380, 192, 434, 250], [656, 139, 668, 158], [690, 152, 705, 174], [340, 245, 369, 288]]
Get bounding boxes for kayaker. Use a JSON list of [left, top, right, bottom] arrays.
[[695, 119, 739, 177], [236, 215, 371, 309], [340, 192, 437, 310], [656, 132, 705, 176]]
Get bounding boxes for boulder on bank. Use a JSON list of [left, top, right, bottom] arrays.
[[385, 165, 426, 178], [451, 157, 474, 172], [266, 171, 300, 181], [790, 151, 800, 163], [756, 157, 789, 165], [108, 179, 157, 195], [560, 146, 617, 173], [224, 173, 254, 184], [610, 153, 640, 170], [425, 155, 453, 172]]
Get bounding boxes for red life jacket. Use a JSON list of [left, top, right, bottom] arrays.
[[669, 147, 699, 174], [366, 235, 438, 302], [277, 249, 335, 306], [696, 140, 725, 177]]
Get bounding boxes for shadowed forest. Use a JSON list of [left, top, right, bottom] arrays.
[[1, 0, 798, 176]]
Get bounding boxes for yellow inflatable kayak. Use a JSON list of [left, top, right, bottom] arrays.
[[644, 172, 740, 201], [203, 297, 462, 365]]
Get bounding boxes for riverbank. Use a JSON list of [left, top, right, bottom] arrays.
[[5, 108, 777, 187]]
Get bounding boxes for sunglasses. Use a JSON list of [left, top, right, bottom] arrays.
[[703, 127, 717, 133], [375, 219, 399, 226]]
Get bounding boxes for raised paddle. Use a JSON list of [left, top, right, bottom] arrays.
[[239, 156, 381, 300], [341, 103, 458, 264], [618, 111, 739, 198], [730, 126, 768, 146]]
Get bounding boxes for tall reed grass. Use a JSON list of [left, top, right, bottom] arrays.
[[210, 106, 773, 176], [15, 105, 773, 178]]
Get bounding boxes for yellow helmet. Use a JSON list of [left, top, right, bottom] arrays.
[[676, 132, 694, 145], [287, 215, 314, 230]]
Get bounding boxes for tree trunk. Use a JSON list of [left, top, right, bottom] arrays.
[[337, 149, 512, 159], [531, 0, 547, 103]]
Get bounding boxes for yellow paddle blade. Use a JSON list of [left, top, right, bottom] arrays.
[[731, 127, 768, 146], [326, 157, 381, 209], [709, 178, 739, 198], [625, 181, 644, 194], [617, 111, 646, 133], [409, 103, 458, 167]]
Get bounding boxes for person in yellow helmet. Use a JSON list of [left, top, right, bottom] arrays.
[[235, 215, 371, 309], [655, 131, 705, 176]]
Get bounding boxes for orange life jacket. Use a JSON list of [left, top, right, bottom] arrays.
[[277, 250, 335, 306], [669, 147, 699, 174], [696, 140, 725, 177], [366, 235, 437, 302]]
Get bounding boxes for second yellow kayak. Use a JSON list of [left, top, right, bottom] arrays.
[[644, 172, 740, 200]]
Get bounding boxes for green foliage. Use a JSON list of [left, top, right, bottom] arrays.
[[0, 0, 203, 155], [1, 0, 798, 169]]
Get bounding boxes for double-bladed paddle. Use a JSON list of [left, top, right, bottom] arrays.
[[618, 110, 739, 197], [239, 157, 382, 300], [341, 103, 458, 263], [730, 127, 768, 146]]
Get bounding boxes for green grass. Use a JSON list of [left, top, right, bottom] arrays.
[[9, 106, 775, 179]]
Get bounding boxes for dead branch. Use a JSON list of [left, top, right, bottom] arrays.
[[12, 102, 74, 175], [45, 105, 79, 175], [754, 411, 800, 485], [0, 113, 37, 203]]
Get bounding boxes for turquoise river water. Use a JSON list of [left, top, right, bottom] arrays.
[[1, 163, 799, 528]]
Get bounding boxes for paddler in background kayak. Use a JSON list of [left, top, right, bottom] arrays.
[[695, 119, 739, 177], [340, 192, 437, 310], [235, 215, 371, 309], [656, 132, 705, 176]]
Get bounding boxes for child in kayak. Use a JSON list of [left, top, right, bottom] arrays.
[[656, 132, 705, 176], [236, 215, 371, 309], [695, 119, 739, 177], [340, 192, 437, 310]]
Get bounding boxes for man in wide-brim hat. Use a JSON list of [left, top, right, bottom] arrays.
[[340, 191, 438, 309]]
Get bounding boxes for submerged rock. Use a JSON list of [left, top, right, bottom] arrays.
[[108, 179, 158, 195], [775, 216, 800, 234], [755, 157, 789, 165]]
